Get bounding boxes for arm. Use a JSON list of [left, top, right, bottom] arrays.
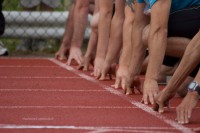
[[93, 0, 113, 77], [55, 4, 74, 60], [154, 31, 200, 113], [67, 0, 90, 65], [176, 69, 200, 124], [78, 0, 99, 71], [99, 0, 125, 80], [125, 2, 149, 94], [113, 5, 134, 88], [143, 0, 171, 104]]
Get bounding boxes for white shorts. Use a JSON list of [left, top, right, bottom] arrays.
[[20, 0, 61, 8]]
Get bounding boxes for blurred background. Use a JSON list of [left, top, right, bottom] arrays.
[[1, 0, 90, 57]]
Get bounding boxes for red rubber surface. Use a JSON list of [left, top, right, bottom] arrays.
[[0, 57, 200, 133]]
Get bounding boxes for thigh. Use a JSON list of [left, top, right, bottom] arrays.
[[168, 6, 200, 39]]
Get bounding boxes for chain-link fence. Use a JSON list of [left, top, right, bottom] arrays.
[[2, 0, 70, 39], [1, 0, 91, 54]]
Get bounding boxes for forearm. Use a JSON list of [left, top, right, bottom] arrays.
[[119, 11, 134, 68], [96, 1, 112, 59], [129, 22, 147, 78], [145, 29, 168, 80], [84, 31, 97, 58], [71, 1, 89, 48], [105, 10, 125, 65], [61, 4, 74, 46], [166, 31, 200, 93]]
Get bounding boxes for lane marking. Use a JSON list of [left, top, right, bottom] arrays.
[[0, 76, 80, 79], [50, 58, 194, 133], [0, 106, 139, 109], [22, 117, 54, 121], [0, 89, 106, 92], [0, 124, 182, 132], [0, 66, 58, 68]]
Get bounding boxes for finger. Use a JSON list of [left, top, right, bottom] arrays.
[[75, 56, 82, 65], [158, 102, 164, 113], [114, 77, 121, 89], [176, 107, 181, 123], [149, 93, 154, 105], [77, 55, 83, 65], [121, 78, 126, 90], [67, 57, 72, 65], [179, 109, 184, 124], [143, 94, 148, 105], [99, 73, 106, 81], [55, 53, 59, 59], [187, 107, 192, 119], [184, 109, 189, 124], [126, 87, 133, 95], [83, 61, 90, 71]]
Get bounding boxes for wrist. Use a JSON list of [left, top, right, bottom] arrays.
[[188, 81, 200, 95]]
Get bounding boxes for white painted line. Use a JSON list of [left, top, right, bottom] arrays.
[[0, 89, 106, 92], [22, 117, 54, 121], [0, 76, 81, 79], [0, 106, 139, 109], [0, 66, 58, 68], [0, 124, 181, 132], [50, 58, 194, 133]]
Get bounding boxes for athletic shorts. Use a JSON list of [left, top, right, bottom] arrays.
[[0, 0, 5, 35], [163, 5, 200, 77], [20, 0, 61, 8]]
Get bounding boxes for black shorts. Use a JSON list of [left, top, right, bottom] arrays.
[[163, 5, 200, 77], [0, 0, 5, 35]]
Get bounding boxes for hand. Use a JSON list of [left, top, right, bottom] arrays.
[[78, 55, 94, 71], [112, 67, 142, 95], [92, 57, 105, 78], [176, 91, 199, 124], [142, 78, 160, 105], [55, 45, 70, 61], [99, 62, 117, 80], [153, 87, 175, 113], [67, 46, 83, 65], [112, 66, 128, 88]]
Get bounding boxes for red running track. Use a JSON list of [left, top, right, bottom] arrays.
[[0, 57, 200, 133]]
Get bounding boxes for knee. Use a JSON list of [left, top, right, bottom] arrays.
[[91, 12, 99, 29], [142, 25, 150, 47]]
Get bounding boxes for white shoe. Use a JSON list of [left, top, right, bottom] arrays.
[[0, 41, 8, 56]]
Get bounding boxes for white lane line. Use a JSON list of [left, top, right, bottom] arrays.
[[0, 106, 139, 109], [0, 124, 181, 132], [22, 117, 54, 121], [0, 76, 81, 79], [0, 89, 106, 92], [50, 58, 194, 133], [0, 66, 58, 68]]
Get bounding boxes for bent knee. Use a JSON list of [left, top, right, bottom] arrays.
[[91, 12, 99, 29], [142, 25, 150, 47]]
